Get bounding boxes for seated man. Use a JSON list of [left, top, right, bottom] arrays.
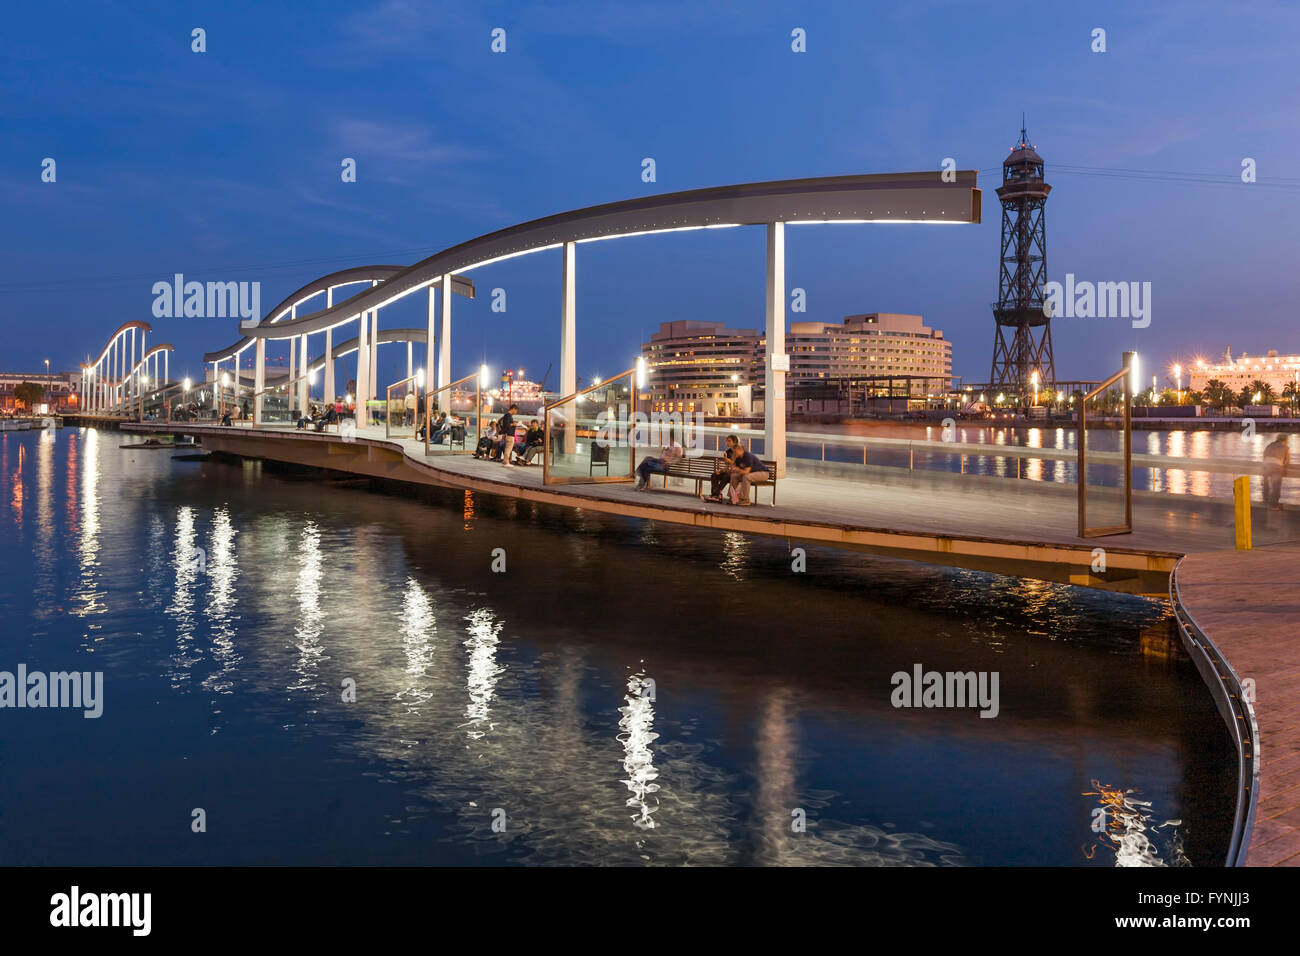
[[314, 404, 338, 432], [220, 410, 232, 426], [635, 427, 684, 489], [727, 442, 769, 506], [704, 436, 741, 501]]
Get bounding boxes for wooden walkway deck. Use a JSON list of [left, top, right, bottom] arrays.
[[1178, 545, 1300, 867]]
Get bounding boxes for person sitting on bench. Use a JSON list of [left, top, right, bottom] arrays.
[[520, 420, 545, 464], [430, 412, 450, 444], [314, 404, 338, 432], [474, 419, 503, 459], [727, 442, 768, 506], [635, 426, 684, 489], [704, 436, 741, 501]]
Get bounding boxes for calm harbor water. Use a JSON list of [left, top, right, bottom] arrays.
[[0, 427, 1235, 866]]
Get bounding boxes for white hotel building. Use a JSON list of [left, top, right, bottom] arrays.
[[1188, 349, 1300, 396], [641, 313, 953, 416]]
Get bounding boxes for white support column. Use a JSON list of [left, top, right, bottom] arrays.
[[764, 222, 787, 477], [438, 275, 452, 391], [164, 351, 169, 389], [426, 285, 437, 394], [356, 309, 369, 425], [137, 330, 146, 416], [370, 312, 379, 399], [288, 334, 296, 413], [369, 279, 380, 401], [407, 340, 413, 382], [130, 329, 136, 408], [560, 241, 577, 452], [299, 333, 309, 409], [254, 337, 266, 425], [324, 330, 334, 406], [324, 287, 335, 404]]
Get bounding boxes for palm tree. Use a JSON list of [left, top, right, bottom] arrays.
[[1203, 379, 1231, 410], [1246, 379, 1276, 405], [1283, 381, 1299, 412]]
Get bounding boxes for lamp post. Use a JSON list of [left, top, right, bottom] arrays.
[[1173, 363, 1182, 405]]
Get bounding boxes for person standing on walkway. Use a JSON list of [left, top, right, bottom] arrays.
[[1263, 435, 1291, 509], [404, 389, 417, 427], [500, 404, 518, 467]]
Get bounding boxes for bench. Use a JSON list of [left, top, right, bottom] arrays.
[[656, 456, 778, 505]]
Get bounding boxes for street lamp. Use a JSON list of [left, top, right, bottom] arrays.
[[1031, 370, 1040, 406], [1172, 363, 1182, 404]]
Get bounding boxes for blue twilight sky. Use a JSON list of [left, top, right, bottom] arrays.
[[2, 0, 1299, 389]]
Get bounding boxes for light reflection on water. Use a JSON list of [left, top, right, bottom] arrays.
[[0, 429, 1238, 867]]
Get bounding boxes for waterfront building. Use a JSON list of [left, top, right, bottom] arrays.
[[0, 370, 80, 413], [641, 320, 763, 416], [787, 313, 953, 395], [640, 313, 953, 415], [1188, 349, 1300, 397]]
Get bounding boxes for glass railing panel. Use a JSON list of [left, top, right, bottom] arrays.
[[544, 369, 638, 484], [1079, 369, 1132, 537], [423, 372, 483, 456]]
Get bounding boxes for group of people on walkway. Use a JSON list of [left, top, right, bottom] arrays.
[[472, 405, 545, 466], [634, 431, 768, 505]]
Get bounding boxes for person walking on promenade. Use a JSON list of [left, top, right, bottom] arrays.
[[404, 389, 416, 427], [1263, 435, 1291, 509]]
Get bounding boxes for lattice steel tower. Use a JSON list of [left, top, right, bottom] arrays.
[[989, 122, 1054, 396]]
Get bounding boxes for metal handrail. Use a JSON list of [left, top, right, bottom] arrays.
[[635, 420, 1292, 481]]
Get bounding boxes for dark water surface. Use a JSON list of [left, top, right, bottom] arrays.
[[0, 428, 1235, 865]]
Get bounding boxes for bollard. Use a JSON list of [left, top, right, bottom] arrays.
[[1233, 475, 1252, 550]]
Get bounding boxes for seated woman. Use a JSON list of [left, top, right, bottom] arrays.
[[520, 420, 545, 464], [473, 420, 500, 459]]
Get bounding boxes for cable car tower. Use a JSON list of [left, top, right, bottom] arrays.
[[989, 121, 1054, 397]]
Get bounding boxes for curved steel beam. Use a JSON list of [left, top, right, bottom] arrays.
[[242, 171, 981, 340], [81, 320, 153, 368], [304, 328, 427, 371], [127, 343, 174, 379], [201, 266, 473, 363]]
